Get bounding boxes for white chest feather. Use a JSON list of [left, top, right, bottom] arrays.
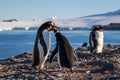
[[95, 31, 104, 45], [95, 31, 104, 53], [38, 30, 51, 59]]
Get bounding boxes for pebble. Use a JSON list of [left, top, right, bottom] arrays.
[[0, 45, 120, 80]]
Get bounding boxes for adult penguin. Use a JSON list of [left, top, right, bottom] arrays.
[[89, 25, 105, 54], [32, 21, 59, 70], [50, 30, 78, 73]]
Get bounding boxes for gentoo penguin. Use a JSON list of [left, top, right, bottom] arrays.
[[89, 25, 105, 54], [50, 30, 77, 73], [32, 21, 59, 70]]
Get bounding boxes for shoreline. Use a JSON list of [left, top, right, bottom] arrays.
[[0, 44, 120, 79]]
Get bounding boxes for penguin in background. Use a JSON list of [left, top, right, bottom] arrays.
[[89, 25, 105, 54], [50, 30, 78, 73], [32, 21, 60, 70], [82, 42, 88, 50]]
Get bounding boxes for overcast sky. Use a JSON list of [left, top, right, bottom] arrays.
[[0, 0, 120, 21]]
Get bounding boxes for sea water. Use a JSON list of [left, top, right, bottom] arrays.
[[0, 30, 120, 59]]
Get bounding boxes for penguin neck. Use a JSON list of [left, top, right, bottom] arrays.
[[38, 25, 48, 33], [38, 29, 49, 40], [39, 29, 49, 35]]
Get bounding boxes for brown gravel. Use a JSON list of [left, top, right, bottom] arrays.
[[0, 45, 120, 80]]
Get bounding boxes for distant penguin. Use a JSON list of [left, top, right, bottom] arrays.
[[82, 42, 88, 48], [50, 30, 77, 73], [32, 21, 59, 70], [82, 42, 88, 50], [89, 25, 105, 54]]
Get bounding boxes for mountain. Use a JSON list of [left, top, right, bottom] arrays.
[[55, 9, 120, 28], [0, 9, 120, 30], [87, 9, 120, 17]]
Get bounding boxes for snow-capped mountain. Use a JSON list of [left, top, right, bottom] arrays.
[[0, 9, 120, 30], [54, 9, 120, 28], [87, 9, 120, 17]]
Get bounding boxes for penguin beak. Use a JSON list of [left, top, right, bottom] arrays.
[[99, 25, 105, 29], [49, 26, 60, 31], [98, 25, 105, 30]]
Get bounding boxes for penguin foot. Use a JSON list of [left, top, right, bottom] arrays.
[[39, 67, 46, 71], [62, 68, 72, 73]]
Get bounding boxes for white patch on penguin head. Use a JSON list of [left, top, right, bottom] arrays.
[[47, 21, 60, 31], [51, 22, 54, 26], [48, 21, 54, 30]]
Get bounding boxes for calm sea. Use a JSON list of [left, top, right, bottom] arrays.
[[0, 30, 120, 59]]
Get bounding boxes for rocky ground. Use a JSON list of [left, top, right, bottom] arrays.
[[0, 44, 120, 80]]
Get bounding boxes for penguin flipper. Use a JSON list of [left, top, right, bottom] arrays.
[[50, 44, 58, 63]]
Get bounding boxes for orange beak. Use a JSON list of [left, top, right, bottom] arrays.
[[49, 26, 60, 31]]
